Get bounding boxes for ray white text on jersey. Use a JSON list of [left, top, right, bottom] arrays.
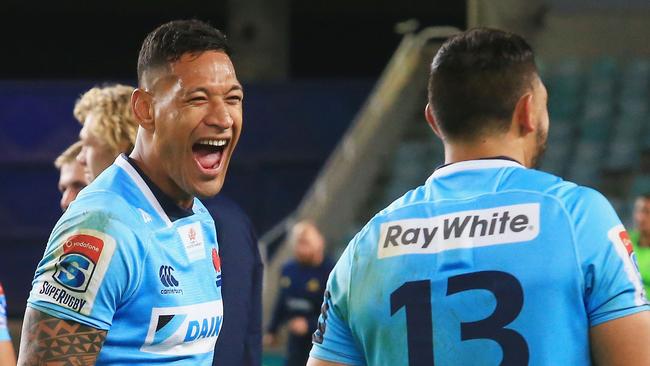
[[378, 203, 540, 258]]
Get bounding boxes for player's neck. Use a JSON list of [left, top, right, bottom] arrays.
[[128, 149, 194, 210], [311, 252, 324, 267], [443, 137, 526, 167]]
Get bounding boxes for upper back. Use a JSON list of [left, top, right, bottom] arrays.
[[320, 159, 647, 366]]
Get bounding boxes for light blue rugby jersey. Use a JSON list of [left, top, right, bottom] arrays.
[[311, 158, 648, 366], [28, 155, 224, 365], [0, 282, 10, 341]]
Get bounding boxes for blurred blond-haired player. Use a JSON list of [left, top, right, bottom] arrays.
[[74, 84, 138, 181], [54, 141, 87, 212]]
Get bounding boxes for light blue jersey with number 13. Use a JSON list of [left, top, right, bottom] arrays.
[[311, 158, 648, 366]]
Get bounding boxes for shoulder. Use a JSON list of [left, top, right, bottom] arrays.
[[204, 195, 251, 223], [50, 192, 149, 256], [379, 183, 431, 216], [506, 168, 604, 202], [543, 180, 615, 218], [203, 194, 258, 246], [65, 190, 145, 230], [281, 260, 300, 273], [496, 168, 614, 217]]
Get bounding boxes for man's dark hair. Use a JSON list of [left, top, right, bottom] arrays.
[[137, 19, 230, 85], [427, 28, 538, 141]]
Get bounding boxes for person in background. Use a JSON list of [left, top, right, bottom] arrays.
[[265, 220, 334, 366], [0, 282, 16, 366], [73, 84, 138, 182], [54, 141, 87, 212], [631, 193, 650, 298], [308, 28, 650, 366], [209, 194, 263, 366]]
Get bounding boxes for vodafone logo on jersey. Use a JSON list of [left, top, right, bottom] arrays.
[[54, 234, 104, 292]]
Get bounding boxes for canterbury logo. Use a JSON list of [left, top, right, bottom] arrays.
[[159, 265, 179, 287]]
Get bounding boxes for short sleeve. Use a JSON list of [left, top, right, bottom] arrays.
[[27, 210, 145, 330], [0, 282, 10, 341], [310, 243, 365, 365], [568, 187, 649, 326]]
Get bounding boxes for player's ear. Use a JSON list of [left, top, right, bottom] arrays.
[[132, 88, 155, 131], [512, 92, 535, 136], [425, 104, 443, 139]]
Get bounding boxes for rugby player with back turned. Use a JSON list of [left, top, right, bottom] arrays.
[[18, 19, 243, 365], [308, 28, 650, 365]]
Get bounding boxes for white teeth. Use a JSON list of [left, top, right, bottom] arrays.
[[197, 139, 227, 147]]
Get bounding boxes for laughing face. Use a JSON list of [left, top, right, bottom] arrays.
[[142, 51, 243, 202]]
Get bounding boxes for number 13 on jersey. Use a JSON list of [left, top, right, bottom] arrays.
[[390, 271, 529, 366]]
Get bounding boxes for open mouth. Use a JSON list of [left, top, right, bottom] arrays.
[[192, 138, 229, 172]]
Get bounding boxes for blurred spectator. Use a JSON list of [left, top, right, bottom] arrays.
[[631, 193, 650, 297], [0, 282, 16, 366], [265, 221, 334, 366], [73, 83, 263, 365], [54, 141, 87, 212], [74, 84, 138, 182]]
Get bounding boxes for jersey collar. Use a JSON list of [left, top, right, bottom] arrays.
[[428, 156, 524, 181], [114, 154, 193, 226]]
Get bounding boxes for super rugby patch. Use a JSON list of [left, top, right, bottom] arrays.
[[31, 229, 116, 315]]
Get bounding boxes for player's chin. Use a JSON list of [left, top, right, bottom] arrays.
[[191, 176, 226, 199]]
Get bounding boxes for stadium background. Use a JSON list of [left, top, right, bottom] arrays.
[[0, 0, 648, 363]]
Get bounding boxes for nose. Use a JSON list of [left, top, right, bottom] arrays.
[[76, 146, 87, 166], [60, 189, 73, 212], [204, 100, 233, 130]]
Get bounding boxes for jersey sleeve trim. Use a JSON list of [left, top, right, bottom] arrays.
[[590, 306, 650, 327], [26, 302, 110, 331], [309, 350, 366, 366]]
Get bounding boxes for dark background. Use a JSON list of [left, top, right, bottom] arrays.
[[0, 1, 465, 315], [0, 0, 465, 78]]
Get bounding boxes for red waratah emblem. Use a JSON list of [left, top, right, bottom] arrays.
[[212, 248, 221, 273], [619, 230, 634, 255], [189, 227, 197, 242]]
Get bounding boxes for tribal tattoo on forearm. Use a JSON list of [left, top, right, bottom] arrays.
[[18, 308, 107, 366]]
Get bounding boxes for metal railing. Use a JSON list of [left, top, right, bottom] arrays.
[[260, 25, 461, 328]]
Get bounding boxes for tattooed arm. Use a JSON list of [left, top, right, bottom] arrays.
[[17, 307, 107, 366]]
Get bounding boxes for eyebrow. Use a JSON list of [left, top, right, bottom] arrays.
[[186, 84, 244, 95]]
